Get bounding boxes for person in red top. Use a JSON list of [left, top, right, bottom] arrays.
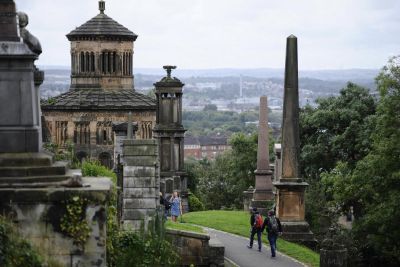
[[247, 207, 263, 252]]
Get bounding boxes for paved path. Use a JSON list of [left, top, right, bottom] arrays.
[[206, 228, 304, 267]]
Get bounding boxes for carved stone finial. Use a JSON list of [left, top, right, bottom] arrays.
[[99, 0, 105, 14], [163, 65, 177, 78]]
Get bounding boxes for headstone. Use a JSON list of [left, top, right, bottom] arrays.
[[250, 96, 274, 215], [320, 228, 348, 267], [273, 35, 317, 248]]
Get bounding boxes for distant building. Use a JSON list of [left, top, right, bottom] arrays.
[[184, 136, 231, 160], [41, 1, 156, 168]]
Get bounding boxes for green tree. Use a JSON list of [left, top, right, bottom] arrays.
[[299, 83, 377, 237], [203, 104, 218, 111], [323, 56, 400, 265]]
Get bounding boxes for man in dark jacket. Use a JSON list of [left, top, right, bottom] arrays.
[[262, 210, 283, 257], [247, 207, 263, 252]]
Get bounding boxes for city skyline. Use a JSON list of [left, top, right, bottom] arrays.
[[18, 0, 400, 70]]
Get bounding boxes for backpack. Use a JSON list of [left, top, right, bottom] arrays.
[[254, 214, 263, 229], [268, 216, 279, 234], [164, 198, 172, 210]]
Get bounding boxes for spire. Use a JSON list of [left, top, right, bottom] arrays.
[[99, 0, 105, 14], [281, 34, 300, 179], [256, 96, 270, 171]]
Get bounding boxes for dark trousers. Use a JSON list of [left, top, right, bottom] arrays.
[[268, 234, 278, 257], [249, 227, 262, 249]]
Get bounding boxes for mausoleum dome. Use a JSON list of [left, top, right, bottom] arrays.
[[67, 0, 137, 90]]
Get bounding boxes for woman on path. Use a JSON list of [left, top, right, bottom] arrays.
[[170, 191, 182, 222]]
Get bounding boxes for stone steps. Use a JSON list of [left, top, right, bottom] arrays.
[[0, 169, 77, 186], [0, 161, 68, 177], [0, 152, 53, 167]]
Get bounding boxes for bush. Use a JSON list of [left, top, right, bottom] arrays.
[[0, 216, 43, 267], [81, 160, 116, 182], [111, 216, 180, 267], [189, 194, 205, 212]]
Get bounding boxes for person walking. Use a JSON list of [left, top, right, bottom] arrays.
[[262, 210, 283, 258], [247, 207, 264, 252], [169, 191, 182, 222]]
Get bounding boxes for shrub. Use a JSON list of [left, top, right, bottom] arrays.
[[0, 216, 43, 267], [189, 194, 205, 212], [81, 160, 116, 182], [112, 216, 180, 267]]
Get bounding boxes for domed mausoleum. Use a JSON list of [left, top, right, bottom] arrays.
[[42, 1, 156, 168]]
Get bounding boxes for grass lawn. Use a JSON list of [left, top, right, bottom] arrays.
[[182, 210, 320, 267], [165, 220, 205, 233]]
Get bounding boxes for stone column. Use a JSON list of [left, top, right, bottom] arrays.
[[121, 139, 160, 231], [250, 96, 274, 215], [273, 35, 316, 248]]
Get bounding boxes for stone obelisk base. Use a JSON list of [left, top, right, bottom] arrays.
[[250, 169, 275, 216], [274, 179, 317, 248]]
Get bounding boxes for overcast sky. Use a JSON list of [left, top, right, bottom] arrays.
[[17, 0, 399, 70]]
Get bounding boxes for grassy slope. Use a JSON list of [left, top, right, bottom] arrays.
[[182, 210, 319, 267], [165, 220, 205, 233]]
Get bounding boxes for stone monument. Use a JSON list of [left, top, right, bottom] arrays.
[[273, 35, 316, 247], [250, 96, 274, 215], [153, 66, 188, 210], [0, 2, 111, 265], [0, 1, 42, 153]]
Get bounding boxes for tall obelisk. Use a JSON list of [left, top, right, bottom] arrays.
[[273, 35, 316, 247], [250, 96, 274, 216]]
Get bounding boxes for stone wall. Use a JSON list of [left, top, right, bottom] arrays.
[[166, 229, 224, 267], [121, 139, 160, 230], [0, 177, 112, 267]]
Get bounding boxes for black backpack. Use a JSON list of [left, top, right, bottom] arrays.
[[164, 199, 172, 210], [268, 216, 279, 234]]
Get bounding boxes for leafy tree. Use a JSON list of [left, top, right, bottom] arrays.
[[203, 104, 218, 111], [188, 132, 275, 210], [299, 82, 377, 239], [323, 56, 400, 265]]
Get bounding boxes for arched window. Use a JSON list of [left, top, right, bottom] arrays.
[[85, 52, 90, 73], [91, 52, 95, 72], [108, 52, 112, 74], [113, 51, 117, 73], [128, 52, 131, 75], [80, 52, 84, 73], [102, 52, 106, 74]]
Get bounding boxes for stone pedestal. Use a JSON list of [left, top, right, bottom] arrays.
[[121, 139, 160, 230], [0, 153, 111, 266], [242, 186, 254, 211], [0, 43, 41, 153]]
